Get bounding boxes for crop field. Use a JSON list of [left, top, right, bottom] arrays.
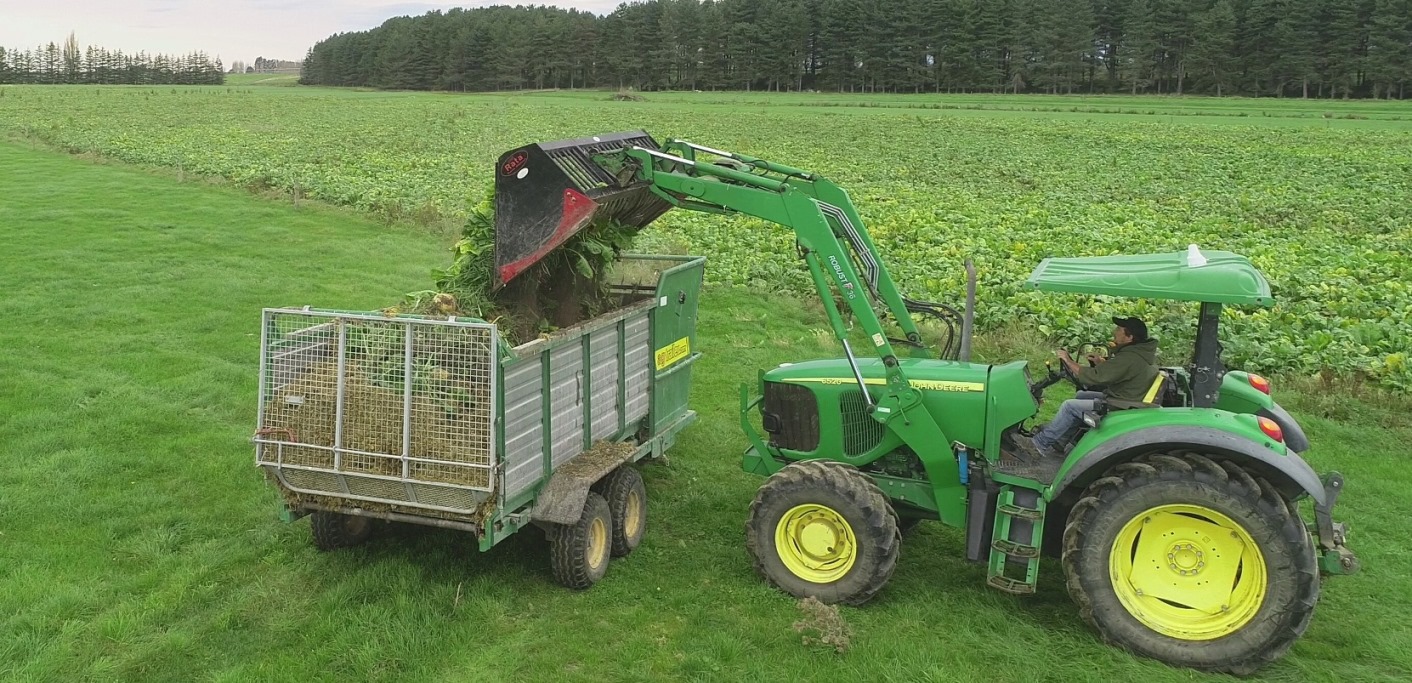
[[3, 131, 1412, 682], [1, 86, 1410, 388]]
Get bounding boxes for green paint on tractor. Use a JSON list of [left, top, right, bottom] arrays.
[[486, 130, 1357, 675]]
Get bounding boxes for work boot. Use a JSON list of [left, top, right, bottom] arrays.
[[1012, 434, 1059, 461]]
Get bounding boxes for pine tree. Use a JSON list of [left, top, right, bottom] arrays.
[[1189, 0, 1238, 95], [1120, 0, 1160, 93], [275, 0, 1406, 98], [1369, 0, 1412, 98]]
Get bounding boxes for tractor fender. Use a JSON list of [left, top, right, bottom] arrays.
[[1259, 402, 1311, 454], [1047, 425, 1327, 508]]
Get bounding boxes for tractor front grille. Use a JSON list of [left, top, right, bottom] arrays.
[[762, 382, 819, 452], [840, 390, 885, 456]]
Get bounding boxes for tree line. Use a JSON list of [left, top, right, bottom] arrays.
[[229, 58, 303, 75], [299, 0, 1412, 98], [0, 33, 225, 85]]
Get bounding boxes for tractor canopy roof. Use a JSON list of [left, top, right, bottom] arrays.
[[1024, 248, 1274, 307]]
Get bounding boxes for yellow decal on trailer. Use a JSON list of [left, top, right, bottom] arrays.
[[655, 337, 691, 370]]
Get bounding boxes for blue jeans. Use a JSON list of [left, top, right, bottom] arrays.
[[1032, 391, 1103, 454]]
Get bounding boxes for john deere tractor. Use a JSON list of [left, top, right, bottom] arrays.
[[491, 131, 1358, 675]]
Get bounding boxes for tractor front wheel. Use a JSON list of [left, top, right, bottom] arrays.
[[745, 460, 900, 606], [1062, 452, 1318, 675]]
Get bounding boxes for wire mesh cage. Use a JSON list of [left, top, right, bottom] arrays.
[[254, 309, 497, 514]]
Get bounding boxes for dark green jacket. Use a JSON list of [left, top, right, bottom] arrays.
[[1076, 339, 1160, 403]]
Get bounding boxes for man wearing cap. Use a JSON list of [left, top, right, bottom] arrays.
[[1024, 316, 1160, 459]]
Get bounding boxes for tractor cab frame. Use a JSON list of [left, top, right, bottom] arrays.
[[1023, 248, 1308, 450]]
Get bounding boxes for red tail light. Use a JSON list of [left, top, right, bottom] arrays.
[[1248, 373, 1271, 395], [1257, 416, 1284, 442]]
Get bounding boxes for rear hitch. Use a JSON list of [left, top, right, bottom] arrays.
[[1312, 471, 1360, 575]]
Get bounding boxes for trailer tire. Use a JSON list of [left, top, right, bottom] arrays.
[[310, 511, 372, 551], [746, 459, 900, 606], [594, 466, 647, 557], [549, 492, 613, 590]]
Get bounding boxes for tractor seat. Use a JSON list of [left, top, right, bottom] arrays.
[[1106, 371, 1171, 411]]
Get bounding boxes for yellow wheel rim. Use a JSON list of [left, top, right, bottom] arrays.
[[624, 490, 643, 536], [588, 516, 608, 571], [775, 504, 857, 583], [1110, 504, 1268, 641]]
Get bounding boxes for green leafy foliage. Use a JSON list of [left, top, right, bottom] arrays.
[[413, 186, 640, 344], [1, 87, 1408, 385]]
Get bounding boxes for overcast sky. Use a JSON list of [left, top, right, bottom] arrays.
[[0, 1, 621, 65]]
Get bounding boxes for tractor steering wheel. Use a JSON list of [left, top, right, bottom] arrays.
[[1057, 349, 1101, 391]]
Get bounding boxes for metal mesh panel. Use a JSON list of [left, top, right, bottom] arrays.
[[255, 309, 497, 513], [840, 390, 885, 456], [608, 257, 682, 296], [763, 382, 820, 452]]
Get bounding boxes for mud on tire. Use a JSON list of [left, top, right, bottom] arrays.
[[549, 492, 613, 590], [593, 465, 647, 557], [1062, 451, 1319, 675], [745, 459, 901, 606]]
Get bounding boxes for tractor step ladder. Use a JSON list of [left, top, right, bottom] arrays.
[[986, 485, 1047, 595]]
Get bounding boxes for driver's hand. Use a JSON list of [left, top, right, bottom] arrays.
[[1056, 349, 1072, 362], [1086, 354, 1105, 365]]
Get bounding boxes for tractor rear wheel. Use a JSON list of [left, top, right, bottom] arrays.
[[310, 511, 372, 551], [745, 459, 900, 606], [1062, 452, 1318, 675], [897, 517, 924, 535]]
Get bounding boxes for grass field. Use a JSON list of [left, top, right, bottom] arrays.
[[2, 85, 1409, 387], [224, 73, 301, 86], [3, 132, 1411, 681]]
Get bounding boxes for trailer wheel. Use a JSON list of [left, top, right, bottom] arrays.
[[1062, 452, 1319, 675], [745, 459, 900, 606], [594, 466, 647, 557], [310, 511, 372, 551], [549, 492, 613, 590]]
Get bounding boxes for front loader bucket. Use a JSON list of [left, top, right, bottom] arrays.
[[492, 130, 672, 288]]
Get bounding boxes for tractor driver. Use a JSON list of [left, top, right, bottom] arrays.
[[1025, 316, 1159, 459]]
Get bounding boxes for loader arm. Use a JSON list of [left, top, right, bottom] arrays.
[[493, 130, 960, 522], [661, 140, 966, 358], [595, 140, 952, 441]]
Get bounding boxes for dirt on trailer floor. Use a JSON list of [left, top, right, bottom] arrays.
[[269, 479, 499, 527]]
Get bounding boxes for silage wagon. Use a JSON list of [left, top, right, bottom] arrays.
[[253, 254, 704, 588]]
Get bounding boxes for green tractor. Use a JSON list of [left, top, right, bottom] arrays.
[[492, 131, 1358, 675]]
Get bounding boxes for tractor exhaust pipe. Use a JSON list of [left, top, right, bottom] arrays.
[[959, 259, 977, 362]]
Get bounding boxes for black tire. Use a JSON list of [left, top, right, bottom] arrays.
[[310, 511, 372, 551], [549, 492, 613, 590], [593, 466, 647, 558], [1062, 452, 1319, 675], [745, 460, 900, 606]]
